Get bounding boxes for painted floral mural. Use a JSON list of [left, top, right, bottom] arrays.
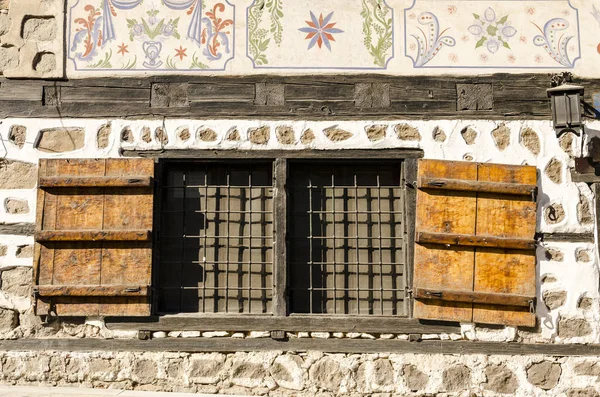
[[69, 0, 235, 71], [405, 0, 581, 69]]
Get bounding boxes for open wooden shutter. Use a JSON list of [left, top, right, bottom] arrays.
[[413, 159, 537, 327], [34, 159, 155, 317]]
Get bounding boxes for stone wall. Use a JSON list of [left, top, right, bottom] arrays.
[[3, 349, 600, 396]]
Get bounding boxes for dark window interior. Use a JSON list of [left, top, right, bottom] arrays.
[[288, 161, 407, 316], [158, 162, 274, 314]]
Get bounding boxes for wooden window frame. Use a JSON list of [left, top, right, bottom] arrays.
[[108, 149, 462, 334]]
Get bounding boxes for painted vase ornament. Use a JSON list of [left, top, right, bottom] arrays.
[[143, 41, 163, 68]]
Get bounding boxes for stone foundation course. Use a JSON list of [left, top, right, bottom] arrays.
[[1, 350, 600, 396]]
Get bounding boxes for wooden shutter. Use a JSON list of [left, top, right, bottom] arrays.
[[413, 159, 537, 327], [34, 159, 155, 317]]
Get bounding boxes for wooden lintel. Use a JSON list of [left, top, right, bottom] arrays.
[[39, 176, 153, 188], [416, 231, 535, 250], [418, 177, 536, 197], [36, 230, 152, 242], [414, 288, 533, 307], [37, 285, 149, 297]]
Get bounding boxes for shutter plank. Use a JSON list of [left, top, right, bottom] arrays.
[[474, 163, 537, 326], [414, 160, 477, 322], [100, 159, 154, 316]]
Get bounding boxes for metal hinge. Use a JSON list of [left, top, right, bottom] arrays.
[[406, 288, 413, 297]]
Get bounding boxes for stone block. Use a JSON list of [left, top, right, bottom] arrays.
[[300, 129, 316, 144], [324, 126, 353, 142], [395, 124, 421, 141], [0, 307, 18, 332], [432, 126, 447, 142], [270, 354, 304, 391], [526, 361, 561, 390], [189, 353, 226, 384], [15, 245, 33, 258], [8, 125, 26, 149], [309, 357, 344, 392], [132, 359, 157, 385], [484, 365, 518, 394], [366, 125, 387, 142], [276, 126, 295, 145], [543, 290, 567, 310], [558, 317, 593, 338], [35, 127, 85, 153], [4, 198, 29, 215], [151, 83, 189, 108], [197, 128, 217, 142], [461, 126, 478, 145], [0, 159, 36, 189], [442, 365, 471, 392], [402, 364, 428, 392], [1, 266, 32, 296], [492, 124, 511, 151], [96, 123, 111, 149], [88, 358, 120, 381], [566, 387, 600, 397], [22, 16, 56, 41], [456, 83, 493, 110], [231, 358, 268, 388], [248, 127, 270, 145], [357, 359, 395, 392], [520, 127, 541, 156]]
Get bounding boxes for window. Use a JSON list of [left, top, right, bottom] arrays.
[[156, 157, 410, 317]]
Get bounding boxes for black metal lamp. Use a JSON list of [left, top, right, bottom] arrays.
[[547, 84, 584, 136]]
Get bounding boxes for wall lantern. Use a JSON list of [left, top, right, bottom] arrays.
[[547, 84, 584, 136]]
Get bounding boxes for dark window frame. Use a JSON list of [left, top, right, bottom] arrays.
[[109, 149, 461, 334]]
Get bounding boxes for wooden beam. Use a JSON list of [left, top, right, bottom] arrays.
[[39, 176, 153, 188], [120, 149, 425, 160], [36, 230, 152, 242], [418, 177, 536, 197], [5, 338, 600, 356], [36, 285, 149, 297], [106, 316, 460, 334], [272, 158, 288, 317], [416, 232, 535, 250], [414, 288, 533, 307]]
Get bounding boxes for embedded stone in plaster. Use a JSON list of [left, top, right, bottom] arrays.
[[22, 16, 56, 41], [463, 154, 474, 161], [560, 132, 575, 156], [310, 357, 344, 392], [0, 244, 6, 256], [544, 203, 565, 224], [573, 361, 600, 377], [177, 127, 190, 142], [395, 124, 421, 141], [5, 198, 29, 214], [155, 127, 168, 145], [141, 127, 152, 143], [484, 365, 518, 394], [566, 387, 600, 397], [545, 248, 564, 262], [132, 359, 157, 385], [2, 267, 32, 297], [300, 129, 316, 144], [32, 52, 55, 73], [0, 307, 18, 332], [366, 125, 387, 142], [121, 127, 133, 143], [88, 358, 120, 382], [0, 45, 18, 71], [96, 123, 111, 149], [0, 13, 9, 36], [0, 1, 7, 10], [543, 290, 567, 310], [197, 128, 217, 143], [520, 127, 541, 155], [357, 359, 395, 392], [230, 359, 268, 388], [461, 126, 478, 145], [15, 244, 33, 258], [442, 365, 471, 392], [35, 127, 85, 153], [577, 194, 594, 225], [8, 125, 26, 149], [492, 124, 511, 151], [432, 126, 447, 143], [576, 249, 593, 263], [542, 274, 557, 284], [189, 354, 226, 384], [0, 159, 37, 189], [402, 364, 428, 392], [544, 158, 563, 184], [526, 361, 561, 390], [276, 126, 295, 145], [226, 128, 241, 141], [325, 126, 353, 142], [249, 126, 270, 145], [558, 316, 593, 338], [270, 354, 304, 391], [578, 296, 594, 311]]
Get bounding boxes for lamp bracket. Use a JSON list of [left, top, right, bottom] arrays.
[[551, 72, 574, 87]]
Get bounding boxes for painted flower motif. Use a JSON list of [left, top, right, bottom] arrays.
[[469, 7, 516, 54], [132, 24, 144, 37], [162, 23, 175, 36], [298, 11, 344, 51]]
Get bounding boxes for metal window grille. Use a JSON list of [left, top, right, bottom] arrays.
[[157, 162, 274, 314], [288, 161, 407, 316]]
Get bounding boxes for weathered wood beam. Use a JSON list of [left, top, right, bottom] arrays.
[[39, 176, 153, 188], [35, 230, 152, 242], [418, 177, 537, 197], [36, 285, 149, 297], [416, 232, 535, 250], [414, 288, 533, 307]]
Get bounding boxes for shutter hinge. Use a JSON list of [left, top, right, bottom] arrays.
[[405, 181, 417, 189], [125, 287, 142, 293], [529, 299, 536, 314], [406, 288, 413, 297]]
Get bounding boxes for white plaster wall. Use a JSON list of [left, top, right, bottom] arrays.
[[0, 117, 596, 343]]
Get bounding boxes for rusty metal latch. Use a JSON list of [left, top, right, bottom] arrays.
[[125, 287, 141, 293], [426, 180, 446, 187], [424, 291, 443, 298]]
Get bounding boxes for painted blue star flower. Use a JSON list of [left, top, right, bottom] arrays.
[[298, 11, 344, 51]]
